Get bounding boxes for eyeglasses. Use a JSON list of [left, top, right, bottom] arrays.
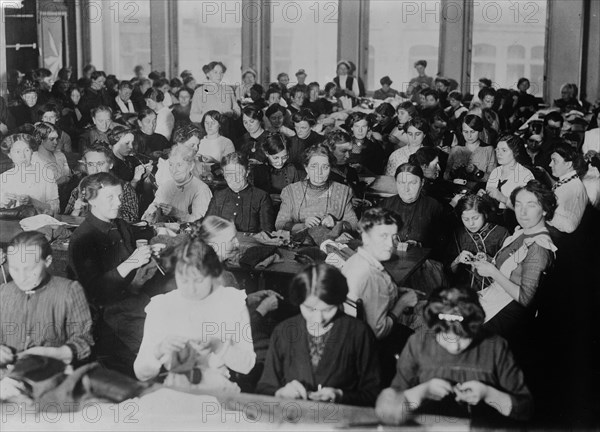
[[81, 160, 108, 168]]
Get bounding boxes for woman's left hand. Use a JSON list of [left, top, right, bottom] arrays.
[[454, 381, 489, 405], [17, 195, 31, 206], [305, 216, 322, 228], [487, 187, 508, 204], [308, 387, 343, 403], [320, 214, 335, 229], [472, 260, 498, 278], [158, 203, 173, 216]]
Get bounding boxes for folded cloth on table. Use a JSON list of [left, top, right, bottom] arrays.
[[255, 253, 283, 269], [321, 240, 356, 269], [239, 246, 279, 269], [19, 214, 68, 231], [252, 230, 290, 246]]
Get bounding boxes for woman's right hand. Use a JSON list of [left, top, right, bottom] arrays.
[[124, 246, 152, 270], [456, 251, 475, 265], [154, 335, 188, 363], [423, 378, 454, 401], [0, 345, 16, 367], [304, 216, 322, 228], [275, 380, 308, 400]]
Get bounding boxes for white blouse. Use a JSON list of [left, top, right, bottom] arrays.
[[134, 286, 256, 389], [486, 163, 534, 209], [31, 151, 70, 181], [385, 145, 421, 176], [0, 163, 59, 213]]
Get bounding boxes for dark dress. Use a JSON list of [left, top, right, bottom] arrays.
[[391, 329, 532, 422], [251, 163, 305, 194], [288, 130, 325, 168], [238, 130, 268, 163], [329, 164, 362, 197], [205, 185, 275, 233], [9, 103, 40, 127], [348, 138, 387, 175], [135, 131, 170, 156], [256, 313, 381, 407]]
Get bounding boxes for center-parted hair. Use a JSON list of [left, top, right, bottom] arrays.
[[455, 194, 494, 221], [510, 179, 557, 221], [423, 286, 485, 339], [79, 172, 122, 203], [302, 143, 336, 168], [395, 162, 425, 180], [264, 132, 288, 155], [288, 263, 348, 307]]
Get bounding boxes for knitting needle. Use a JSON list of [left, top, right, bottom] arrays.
[[1, 264, 7, 284]]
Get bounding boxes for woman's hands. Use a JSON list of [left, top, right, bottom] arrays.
[[304, 216, 322, 228], [454, 381, 489, 405], [472, 260, 499, 278], [275, 380, 308, 400], [252, 290, 283, 316], [0, 345, 16, 367], [118, 245, 151, 277], [320, 214, 335, 229], [157, 203, 174, 216], [308, 387, 343, 403], [154, 335, 188, 364], [455, 250, 475, 266], [423, 378, 455, 400], [487, 187, 508, 204]]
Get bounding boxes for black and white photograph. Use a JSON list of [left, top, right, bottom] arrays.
[[0, 0, 599, 430]]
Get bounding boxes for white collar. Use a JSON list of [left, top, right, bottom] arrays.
[[559, 170, 577, 180]]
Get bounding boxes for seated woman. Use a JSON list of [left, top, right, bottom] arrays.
[[370, 102, 398, 154], [206, 152, 275, 233], [288, 109, 325, 168], [256, 264, 381, 406], [275, 144, 358, 240], [238, 104, 268, 164], [68, 172, 153, 375], [155, 123, 203, 187], [485, 135, 534, 230], [264, 104, 295, 138], [344, 111, 386, 175], [381, 163, 446, 252], [134, 237, 255, 392], [408, 146, 453, 203], [65, 141, 139, 222], [376, 286, 532, 425], [444, 114, 497, 184], [38, 103, 72, 152], [251, 132, 305, 196], [324, 129, 362, 196], [473, 180, 556, 360], [171, 87, 192, 127], [389, 102, 418, 148], [197, 110, 235, 164], [386, 117, 431, 176], [447, 194, 509, 291], [142, 144, 212, 223], [0, 231, 93, 368], [134, 108, 170, 158], [0, 133, 59, 215]]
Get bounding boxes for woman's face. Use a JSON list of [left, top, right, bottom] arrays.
[[91, 76, 106, 91], [223, 163, 248, 192], [278, 74, 289, 86], [41, 76, 54, 90], [7, 245, 51, 293], [436, 332, 472, 355], [295, 121, 312, 139], [352, 119, 369, 140], [169, 154, 193, 183], [70, 89, 81, 105], [406, 125, 425, 147], [41, 111, 58, 124], [309, 86, 319, 101], [449, 98, 460, 109], [305, 155, 330, 186], [397, 108, 412, 125], [82, 151, 112, 175], [243, 114, 261, 135], [461, 209, 486, 233], [549, 152, 572, 178], [495, 141, 515, 166], [22, 92, 38, 108], [482, 95, 495, 109], [8, 140, 33, 166], [204, 115, 220, 136], [267, 149, 289, 170], [422, 157, 440, 180], [88, 184, 122, 222], [514, 189, 545, 229], [268, 92, 281, 106], [362, 223, 398, 262], [292, 91, 305, 107], [518, 80, 530, 92], [175, 265, 213, 300], [41, 130, 60, 153], [243, 72, 255, 86], [462, 123, 479, 145], [178, 91, 191, 107], [145, 98, 157, 111], [93, 111, 112, 133], [183, 136, 200, 153], [396, 172, 423, 204], [139, 113, 157, 135], [207, 65, 224, 83], [113, 133, 135, 158], [300, 295, 338, 334], [337, 64, 349, 76], [332, 142, 352, 165], [209, 226, 239, 262], [268, 111, 285, 130]]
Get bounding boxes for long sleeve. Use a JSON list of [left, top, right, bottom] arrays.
[[515, 243, 553, 307], [118, 183, 139, 223], [189, 90, 205, 123], [390, 335, 420, 391], [221, 303, 256, 374], [338, 186, 358, 229], [64, 282, 94, 362], [133, 300, 165, 381], [255, 326, 285, 395], [189, 182, 212, 221], [549, 181, 588, 234], [258, 192, 276, 232], [275, 185, 295, 230], [481, 147, 497, 182]]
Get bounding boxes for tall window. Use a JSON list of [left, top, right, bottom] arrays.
[[178, 0, 242, 85], [270, 0, 339, 86], [117, 0, 151, 79], [470, 0, 547, 96], [368, 0, 440, 93]]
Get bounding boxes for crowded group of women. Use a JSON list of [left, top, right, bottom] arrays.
[[0, 59, 599, 428]]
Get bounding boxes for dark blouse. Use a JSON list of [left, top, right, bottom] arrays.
[[239, 131, 268, 164], [447, 224, 509, 291], [348, 138, 387, 175], [68, 213, 136, 307], [381, 194, 446, 251], [205, 185, 275, 233], [288, 131, 325, 168], [251, 163, 306, 194], [391, 330, 532, 421], [9, 104, 40, 128], [329, 164, 362, 197], [171, 103, 191, 125], [256, 313, 381, 407], [135, 131, 170, 156], [111, 155, 140, 183]]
